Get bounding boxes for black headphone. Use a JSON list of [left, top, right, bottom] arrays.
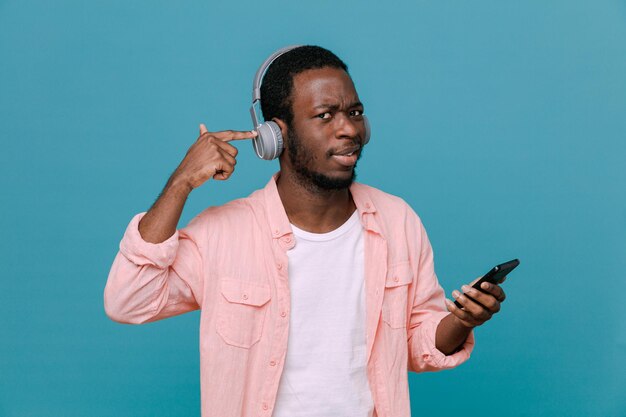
[[249, 45, 371, 160]]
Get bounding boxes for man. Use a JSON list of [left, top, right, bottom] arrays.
[[104, 45, 506, 417]]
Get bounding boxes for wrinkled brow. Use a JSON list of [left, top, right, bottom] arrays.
[[313, 101, 363, 111]]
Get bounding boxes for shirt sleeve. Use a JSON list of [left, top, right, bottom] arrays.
[[103, 212, 205, 324], [406, 213, 475, 372]]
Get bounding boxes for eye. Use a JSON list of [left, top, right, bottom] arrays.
[[317, 112, 332, 119], [350, 109, 364, 117]]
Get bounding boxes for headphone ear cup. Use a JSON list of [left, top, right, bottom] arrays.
[[362, 115, 371, 145], [253, 121, 283, 160]]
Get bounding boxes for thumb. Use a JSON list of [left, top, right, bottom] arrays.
[[199, 123, 208, 135]]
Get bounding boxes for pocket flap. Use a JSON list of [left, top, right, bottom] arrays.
[[220, 279, 271, 307], [385, 262, 413, 288]]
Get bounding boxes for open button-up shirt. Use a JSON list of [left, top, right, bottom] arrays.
[[104, 175, 474, 417]]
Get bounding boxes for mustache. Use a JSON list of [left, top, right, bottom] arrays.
[[326, 142, 361, 158]]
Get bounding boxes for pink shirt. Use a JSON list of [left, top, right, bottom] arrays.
[[104, 175, 474, 417]]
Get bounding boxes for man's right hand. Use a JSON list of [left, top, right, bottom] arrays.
[[170, 124, 258, 191], [137, 124, 257, 243]]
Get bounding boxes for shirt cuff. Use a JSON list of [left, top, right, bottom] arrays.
[[118, 212, 180, 269], [415, 311, 475, 370]]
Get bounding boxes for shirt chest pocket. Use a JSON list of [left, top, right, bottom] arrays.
[[216, 279, 271, 349], [381, 262, 413, 329]]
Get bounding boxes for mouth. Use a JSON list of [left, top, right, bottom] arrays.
[[332, 144, 360, 157], [330, 145, 360, 167]]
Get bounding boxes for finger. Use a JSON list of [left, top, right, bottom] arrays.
[[215, 140, 239, 158], [212, 163, 235, 181], [213, 130, 258, 142], [445, 299, 480, 328], [479, 281, 506, 303], [214, 171, 230, 180], [217, 147, 237, 167], [452, 289, 492, 322], [469, 276, 482, 286], [199, 123, 209, 135], [462, 284, 501, 313]]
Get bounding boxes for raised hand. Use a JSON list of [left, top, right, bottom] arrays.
[[137, 124, 257, 243], [171, 124, 258, 190]]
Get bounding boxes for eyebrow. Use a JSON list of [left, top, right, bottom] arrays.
[[313, 101, 363, 110]]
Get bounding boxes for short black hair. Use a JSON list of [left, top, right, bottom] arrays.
[[260, 45, 348, 126]]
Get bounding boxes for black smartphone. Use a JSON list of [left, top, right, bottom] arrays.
[[454, 259, 520, 308]]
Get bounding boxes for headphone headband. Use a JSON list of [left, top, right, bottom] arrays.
[[251, 45, 303, 103], [250, 45, 302, 129]]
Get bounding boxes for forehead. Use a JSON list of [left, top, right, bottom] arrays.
[[290, 67, 359, 109]]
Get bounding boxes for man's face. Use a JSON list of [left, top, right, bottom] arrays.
[[281, 67, 366, 191]]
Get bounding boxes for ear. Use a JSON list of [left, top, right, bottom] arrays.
[[272, 118, 289, 144]]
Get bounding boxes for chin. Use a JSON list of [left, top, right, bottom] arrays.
[[287, 135, 359, 191], [309, 169, 356, 190]]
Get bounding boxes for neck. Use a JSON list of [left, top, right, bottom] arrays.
[[276, 170, 356, 233]]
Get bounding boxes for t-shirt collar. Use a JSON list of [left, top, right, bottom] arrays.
[[262, 172, 381, 239]]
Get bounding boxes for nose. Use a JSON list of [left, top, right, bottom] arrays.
[[335, 113, 360, 141]]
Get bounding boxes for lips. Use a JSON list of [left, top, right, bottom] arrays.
[[332, 144, 360, 157], [331, 145, 360, 167]]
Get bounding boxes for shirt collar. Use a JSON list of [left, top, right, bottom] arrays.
[[349, 181, 383, 236], [262, 173, 293, 239], [261, 173, 383, 239]]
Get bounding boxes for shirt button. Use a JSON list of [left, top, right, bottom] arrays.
[[284, 236, 292, 243], [262, 403, 269, 410], [280, 311, 287, 318], [277, 263, 283, 270], [394, 276, 399, 282], [270, 360, 276, 366], [242, 294, 248, 300], [273, 229, 280, 236], [365, 203, 371, 209]]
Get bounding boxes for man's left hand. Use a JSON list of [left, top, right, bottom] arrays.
[[444, 277, 507, 328]]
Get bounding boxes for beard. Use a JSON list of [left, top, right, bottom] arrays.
[[287, 128, 360, 192]]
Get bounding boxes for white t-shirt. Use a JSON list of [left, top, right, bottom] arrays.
[[273, 210, 375, 417]]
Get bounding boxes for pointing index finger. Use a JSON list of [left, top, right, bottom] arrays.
[[213, 130, 258, 142]]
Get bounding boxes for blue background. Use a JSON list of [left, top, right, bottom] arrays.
[[1, 1, 624, 416]]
